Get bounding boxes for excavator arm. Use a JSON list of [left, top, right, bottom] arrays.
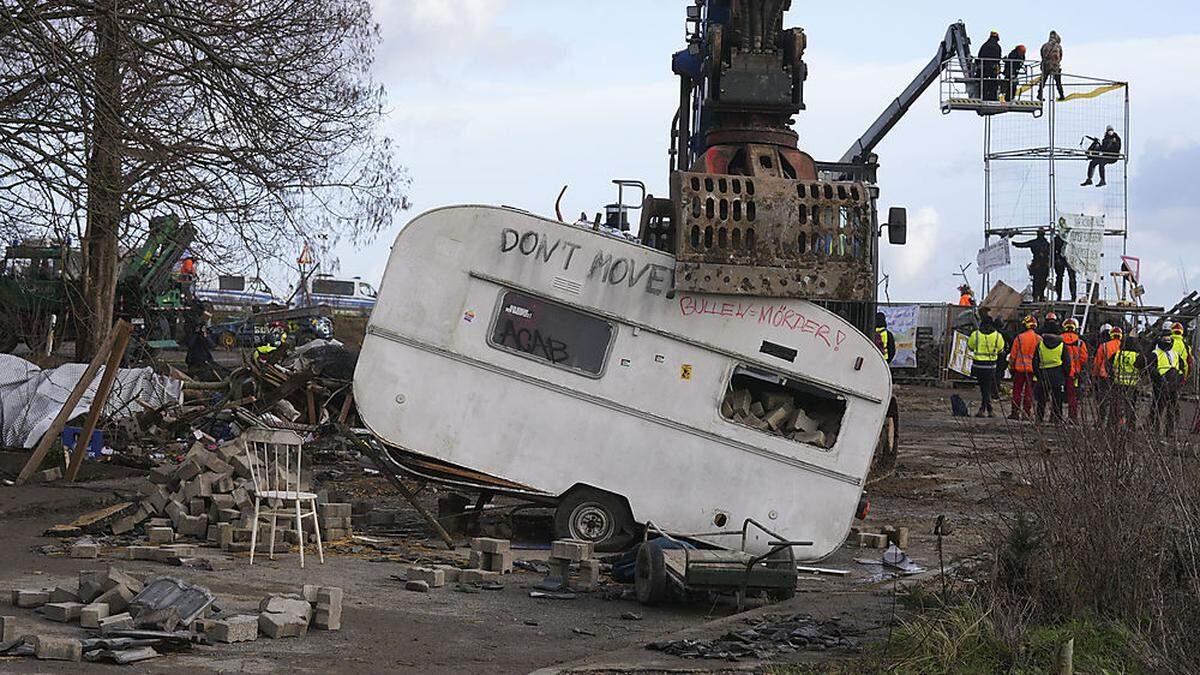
[[839, 22, 973, 166]]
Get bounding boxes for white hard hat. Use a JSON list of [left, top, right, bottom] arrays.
[[1100, 323, 1112, 332]]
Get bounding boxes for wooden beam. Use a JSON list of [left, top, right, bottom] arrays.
[[65, 320, 133, 481], [15, 324, 119, 484]]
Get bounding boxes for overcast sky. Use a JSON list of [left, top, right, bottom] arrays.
[[326, 1, 1200, 309]]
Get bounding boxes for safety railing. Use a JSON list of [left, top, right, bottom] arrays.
[[940, 58, 1044, 116]]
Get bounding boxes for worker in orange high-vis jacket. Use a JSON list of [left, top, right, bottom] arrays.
[[1060, 318, 1089, 421], [1092, 324, 1122, 407], [1008, 315, 1041, 419]]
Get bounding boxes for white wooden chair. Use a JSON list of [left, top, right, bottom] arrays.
[[242, 428, 324, 567]]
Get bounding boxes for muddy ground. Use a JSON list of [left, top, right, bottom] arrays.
[[0, 384, 1110, 673]]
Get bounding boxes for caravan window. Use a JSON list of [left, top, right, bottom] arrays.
[[488, 290, 614, 377], [720, 364, 846, 449], [312, 279, 355, 296]]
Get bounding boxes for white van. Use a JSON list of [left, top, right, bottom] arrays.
[[295, 274, 377, 316], [354, 205, 891, 558]]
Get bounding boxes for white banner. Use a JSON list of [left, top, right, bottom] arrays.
[[976, 238, 1011, 275], [880, 305, 919, 368], [1057, 213, 1105, 279]]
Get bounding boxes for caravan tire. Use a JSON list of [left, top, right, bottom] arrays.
[[554, 488, 637, 553]]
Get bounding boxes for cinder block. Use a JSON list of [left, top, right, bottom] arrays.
[[0, 615, 17, 642], [71, 541, 99, 559], [547, 558, 571, 579], [80, 603, 110, 629], [110, 512, 145, 535], [321, 528, 348, 540], [211, 614, 259, 643], [259, 611, 308, 638], [102, 567, 143, 593], [97, 612, 134, 631], [320, 502, 352, 518], [174, 461, 202, 482], [858, 532, 889, 549], [407, 567, 445, 588], [551, 539, 594, 562], [148, 491, 170, 514], [468, 550, 482, 568], [13, 589, 50, 608], [128, 545, 158, 560], [188, 496, 206, 516], [313, 604, 341, 631], [34, 635, 81, 662], [434, 565, 461, 583], [471, 537, 510, 554], [177, 514, 209, 538], [207, 522, 233, 549], [572, 559, 601, 591], [315, 587, 343, 610], [147, 527, 175, 544], [78, 571, 105, 603], [49, 586, 80, 603], [258, 596, 312, 622], [483, 550, 513, 574], [302, 584, 321, 602], [891, 527, 910, 549], [459, 569, 499, 583], [405, 580, 430, 592], [41, 602, 83, 622], [94, 584, 134, 614]]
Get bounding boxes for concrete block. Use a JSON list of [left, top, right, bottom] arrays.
[[315, 587, 343, 609], [174, 461, 202, 482], [468, 550, 482, 568], [320, 502, 352, 518], [80, 603, 110, 629], [729, 389, 752, 416], [71, 541, 99, 559], [459, 569, 499, 583], [302, 584, 321, 603], [207, 522, 233, 549], [78, 570, 104, 603], [48, 586, 80, 603], [33, 635, 81, 662], [551, 539, 594, 562], [572, 559, 601, 591], [313, 605, 341, 631], [177, 514, 209, 538], [148, 491, 170, 514], [215, 440, 242, 461], [405, 580, 429, 592], [110, 511, 145, 535], [147, 527, 175, 544], [97, 612, 134, 631], [188, 497, 207, 516], [41, 602, 83, 622], [30, 467, 62, 482], [407, 567, 445, 588], [148, 464, 176, 485], [483, 550, 513, 574], [0, 615, 17, 642], [102, 567, 143, 593], [435, 565, 461, 583], [213, 474, 236, 494], [892, 527, 910, 549], [259, 611, 308, 638], [165, 499, 186, 523], [211, 614, 259, 643], [217, 508, 240, 523], [858, 532, 889, 549], [471, 537, 510, 554], [95, 584, 134, 613], [13, 589, 50, 608], [321, 528, 348, 540], [547, 558, 571, 579], [319, 515, 351, 529], [258, 596, 312, 622], [128, 545, 158, 560]]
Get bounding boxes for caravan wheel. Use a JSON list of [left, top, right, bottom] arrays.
[[554, 488, 637, 553]]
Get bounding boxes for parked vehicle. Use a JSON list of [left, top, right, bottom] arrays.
[[195, 275, 281, 312], [293, 274, 376, 316], [209, 306, 334, 350]]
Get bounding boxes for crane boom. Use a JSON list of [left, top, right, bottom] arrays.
[[839, 22, 973, 166]]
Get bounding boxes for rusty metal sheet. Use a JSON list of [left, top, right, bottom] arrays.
[[671, 171, 875, 300]]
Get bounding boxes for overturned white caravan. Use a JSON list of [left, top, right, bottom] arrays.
[[354, 206, 892, 558]]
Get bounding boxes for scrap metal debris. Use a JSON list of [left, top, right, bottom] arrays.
[[646, 613, 858, 660]]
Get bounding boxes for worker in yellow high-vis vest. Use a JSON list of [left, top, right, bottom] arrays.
[[967, 315, 1006, 417], [1032, 318, 1072, 423], [874, 312, 896, 364], [1149, 332, 1183, 434], [1109, 334, 1146, 430]]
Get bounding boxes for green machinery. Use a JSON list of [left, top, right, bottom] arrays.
[[0, 214, 197, 353]]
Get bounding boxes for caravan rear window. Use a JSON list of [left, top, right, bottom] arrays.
[[720, 364, 846, 449], [488, 290, 614, 377]]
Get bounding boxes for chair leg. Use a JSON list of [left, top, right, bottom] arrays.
[[295, 499, 305, 569], [249, 497, 261, 565], [268, 511, 278, 560], [309, 498, 324, 564]]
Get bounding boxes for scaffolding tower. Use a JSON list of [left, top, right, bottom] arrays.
[[977, 73, 1130, 316]]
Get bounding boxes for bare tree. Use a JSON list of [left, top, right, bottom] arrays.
[[0, 0, 408, 357]]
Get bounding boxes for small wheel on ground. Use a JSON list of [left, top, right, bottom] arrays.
[[553, 487, 638, 552], [219, 331, 238, 350], [765, 545, 797, 602], [635, 539, 668, 605]]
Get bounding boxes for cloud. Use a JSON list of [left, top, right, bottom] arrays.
[[888, 206, 942, 282]]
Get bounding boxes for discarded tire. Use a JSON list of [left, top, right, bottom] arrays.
[[635, 540, 668, 605]]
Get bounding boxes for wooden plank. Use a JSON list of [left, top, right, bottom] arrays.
[[66, 320, 133, 481], [337, 390, 355, 424], [15, 326, 119, 484]]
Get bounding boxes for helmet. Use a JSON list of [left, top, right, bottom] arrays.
[[1022, 315, 1037, 329], [1110, 326, 1124, 339], [1100, 323, 1112, 333], [1172, 322, 1185, 335], [1062, 318, 1079, 331], [1045, 311, 1058, 321]]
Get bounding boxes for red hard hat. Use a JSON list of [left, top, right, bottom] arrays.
[[1110, 327, 1124, 338], [1172, 322, 1184, 334], [1023, 315, 1037, 328]]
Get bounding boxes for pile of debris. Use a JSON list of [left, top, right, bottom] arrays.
[[3, 566, 343, 664], [646, 613, 859, 661], [720, 387, 838, 448]]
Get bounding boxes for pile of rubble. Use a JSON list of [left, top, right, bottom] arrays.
[[646, 612, 859, 661], [3, 565, 344, 663], [720, 388, 838, 448]]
